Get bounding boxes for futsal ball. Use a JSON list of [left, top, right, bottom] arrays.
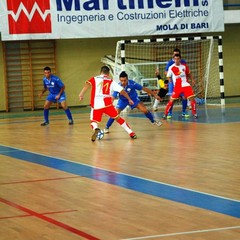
[[96, 129, 104, 140]]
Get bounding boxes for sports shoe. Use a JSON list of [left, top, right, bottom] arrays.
[[167, 113, 172, 119], [162, 114, 167, 120], [153, 108, 158, 112], [182, 113, 190, 118], [103, 128, 109, 134], [91, 128, 100, 142], [41, 122, 49, 126], [153, 120, 163, 127], [68, 120, 74, 125], [193, 114, 198, 119], [130, 132, 137, 139]]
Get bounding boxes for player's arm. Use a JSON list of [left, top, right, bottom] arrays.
[[56, 86, 65, 100], [38, 87, 47, 98], [79, 82, 91, 101], [155, 70, 162, 80], [187, 72, 195, 86], [142, 87, 158, 99], [119, 89, 134, 105], [186, 65, 195, 86]]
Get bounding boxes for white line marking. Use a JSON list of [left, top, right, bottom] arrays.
[[122, 226, 240, 239]]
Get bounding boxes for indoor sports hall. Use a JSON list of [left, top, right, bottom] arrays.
[[0, 100, 240, 240], [0, 1, 240, 240]]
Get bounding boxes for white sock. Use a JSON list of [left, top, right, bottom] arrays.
[[153, 99, 160, 108], [91, 122, 98, 130]]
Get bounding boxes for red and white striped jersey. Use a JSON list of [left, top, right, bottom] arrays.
[[87, 75, 123, 109], [167, 63, 191, 88]]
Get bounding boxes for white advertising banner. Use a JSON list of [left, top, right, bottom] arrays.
[[0, 0, 224, 41]]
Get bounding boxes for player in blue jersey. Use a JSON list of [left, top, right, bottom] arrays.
[[164, 48, 189, 118], [104, 71, 162, 133], [38, 66, 73, 126]]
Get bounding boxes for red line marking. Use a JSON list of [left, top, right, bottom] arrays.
[[0, 214, 30, 219], [0, 197, 100, 240], [0, 176, 81, 185], [0, 209, 78, 220], [42, 209, 78, 215]]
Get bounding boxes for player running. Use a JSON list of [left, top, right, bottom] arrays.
[[104, 71, 162, 134], [79, 66, 137, 141]]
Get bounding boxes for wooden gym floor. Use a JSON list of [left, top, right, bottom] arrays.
[[0, 103, 240, 240]]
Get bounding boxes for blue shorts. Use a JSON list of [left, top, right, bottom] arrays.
[[116, 98, 140, 110], [46, 93, 66, 103]]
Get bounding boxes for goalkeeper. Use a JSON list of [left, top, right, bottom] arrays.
[[152, 71, 169, 111]]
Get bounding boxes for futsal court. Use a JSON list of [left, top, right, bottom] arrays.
[[0, 103, 240, 240]]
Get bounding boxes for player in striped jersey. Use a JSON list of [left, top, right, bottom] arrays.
[[79, 66, 137, 141]]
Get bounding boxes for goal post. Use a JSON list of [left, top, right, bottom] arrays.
[[111, 36, 225, 106]]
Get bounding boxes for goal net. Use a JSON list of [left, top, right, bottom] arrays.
[[105, 36, 224, 106]]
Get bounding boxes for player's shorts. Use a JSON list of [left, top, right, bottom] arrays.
[[171, 86, 195, 100], [158, 88, 168, 98], [116, 98, 140, 110], [47, 93, 66, 103], [91, 105, 118, 123]]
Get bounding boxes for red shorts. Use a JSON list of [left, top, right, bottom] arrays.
[[91, 105, 119, 123], [171, 86, 195, 99]]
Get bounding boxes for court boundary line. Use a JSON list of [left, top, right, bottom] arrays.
[[0, 144, 238, 204], [0, 197, 100, 240], [121, 225, 240, 239], [0, 144, 240, 219]]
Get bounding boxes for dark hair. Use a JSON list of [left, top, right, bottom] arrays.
[[44, 66, 51, 71], [119, 71, 128, 78], [101, 66, 110, 74], [164, 80, 169, 84], [173, 48, 181, 54], [174, 53, 181, 58]]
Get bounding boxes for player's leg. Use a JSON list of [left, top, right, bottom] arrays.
[[152, 89, 159, 111], [189, 96, 197, 118], [90, 108, 102, 141], [163, 87, 180, 119], [152, 99, 160, 111], [41, 99, 52, 126], [136, 102, 162, 126], [183, 87, 198, 118], [181, 96, 189, 118], [162, 99, 175, 119], [104, 100, 127, 133], [104, 108, 122, 133], [59, 99, 73, 125], [105, 105, 137, 139], [168, 104, 173, 119]]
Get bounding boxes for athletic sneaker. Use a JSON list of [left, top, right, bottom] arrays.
[[182, 112, 190, 118], [91, 128, 100, 142], [153, 107, 158, 112], [68, 120, 74, 125], [130, 132, 137, 139], [162, 114, 167, 120], [193, 114, 198, 119], [153, 120, 163, 127], [167, 113, 172, 119], [41, 122, 49, 126], [103, 128, 109, 134]]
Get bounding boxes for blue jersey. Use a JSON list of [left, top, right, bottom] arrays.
[[43, 74, 65, 95], [113, 79, 143, 110], [113, 79, 143, 101]]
